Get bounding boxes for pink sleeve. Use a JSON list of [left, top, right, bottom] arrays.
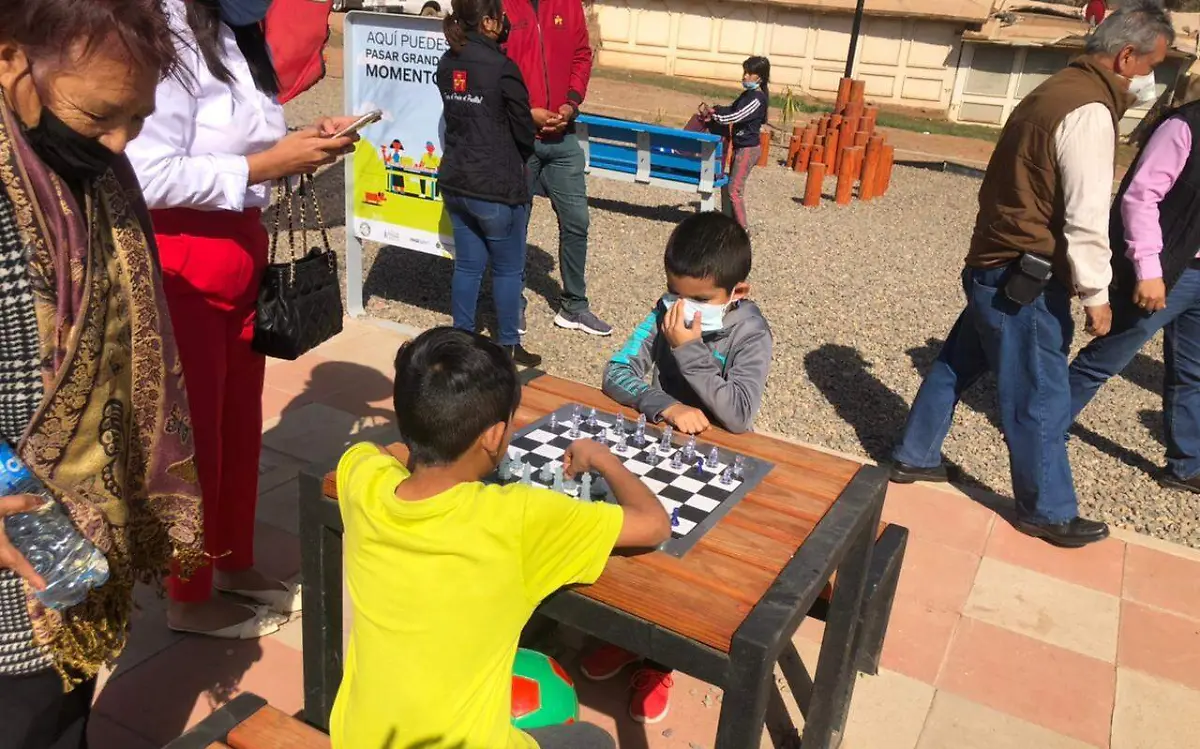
[[1121, 118, 1192, 280]]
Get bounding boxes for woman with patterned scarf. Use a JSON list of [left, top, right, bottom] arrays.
[[0, 0, 205, 746]]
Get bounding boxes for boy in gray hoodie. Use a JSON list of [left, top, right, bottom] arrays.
[[586, 213, 773, 724], [602, 212, 773, 435]]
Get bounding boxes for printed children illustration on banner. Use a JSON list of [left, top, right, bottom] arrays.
[[347, 14, 453, 257]]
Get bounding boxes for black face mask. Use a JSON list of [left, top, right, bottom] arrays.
[[23, 107, 116, 181], [496, 16, 511, 45]]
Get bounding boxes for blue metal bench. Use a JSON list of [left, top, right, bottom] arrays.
[[575, 114, 728, 212]]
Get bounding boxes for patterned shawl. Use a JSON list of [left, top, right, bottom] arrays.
[[0, 102, 205, 687]]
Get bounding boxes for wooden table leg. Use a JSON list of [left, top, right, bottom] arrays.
[[300, 472, 346, 732], [714, 467, 886, 749], [802, 495, 883, 748]]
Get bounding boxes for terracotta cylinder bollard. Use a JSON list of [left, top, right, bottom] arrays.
[[758, 131, 771, 166], [794, 144, 812, 172], [803, 161, 827, 207], [843, 145, 864, 182], [863, 105, 879, 134], [811, 144, 825, 171], [830, 114, 843, 132], [802, 124, 817, 145], [835, 148, 857, 205], [859, 135, 885, 201], [845, 99, 864, 122], [817, 116, 829, 137], [878, 143, 896, 195], [786, 136, 801, 167], [824, 129, 840, 175], [849, 80, 866, 107], [835, 77, 853, 113]]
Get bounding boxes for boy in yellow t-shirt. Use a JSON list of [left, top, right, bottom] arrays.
[[330, 327, 671, 749]]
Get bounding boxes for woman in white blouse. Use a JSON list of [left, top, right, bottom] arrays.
[[127, 0, 356, 638]]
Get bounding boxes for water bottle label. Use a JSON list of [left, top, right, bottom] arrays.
[[0, 442, 35, 496]]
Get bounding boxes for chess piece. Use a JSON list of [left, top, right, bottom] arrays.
[[670, 448, 684, 470], [592, 428, 607, 444], [707, 447, 719, 471], [670, 507, 679, 527], [538, 463, 555, 484], [549, 412, 558, 430], [563, 477, 578, 495], [587, 407, 599, 428], [720, 466, 735, 485], [572, 404, 581, 422], [693, 458, 706, 476], [552, 465, 565, 493], [634, 414, 647, 446], [591, 475, 609, 497], [684, 434, 697, 460], [733, 454, 745, 478], [580, 473, 592, 500], [498, 458, 512, 481], [520, 462, 533, 485], [659, 425, 674, 455], [569, 412, 582, 439], [615, 433, 628, 453]]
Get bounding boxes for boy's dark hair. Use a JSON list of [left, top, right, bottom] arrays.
[[664, 212, 752, 291], [393, 327, 520, 466]]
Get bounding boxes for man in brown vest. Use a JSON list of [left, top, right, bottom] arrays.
[[889, 0, 1174, 549]]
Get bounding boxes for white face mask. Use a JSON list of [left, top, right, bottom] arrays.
[[1127, 73, 1158, 106], [662, 294, 731, 333]]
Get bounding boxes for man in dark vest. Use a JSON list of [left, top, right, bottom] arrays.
[[888, 0, 1174, 548], [1070, 93, 1200, 494]]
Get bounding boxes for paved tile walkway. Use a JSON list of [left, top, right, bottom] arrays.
[[89, 319, 1200, 748]]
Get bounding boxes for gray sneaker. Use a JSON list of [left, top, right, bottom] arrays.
[[518, 307, 527, 336], [554, 309, 613, 337]]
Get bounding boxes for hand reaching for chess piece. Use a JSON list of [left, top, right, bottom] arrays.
[[562, 440, 669, 548]]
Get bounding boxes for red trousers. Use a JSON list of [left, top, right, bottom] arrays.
[[153, 207, 269, 603]]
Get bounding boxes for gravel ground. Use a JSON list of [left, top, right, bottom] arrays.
[[287, 78, 1200, 548]]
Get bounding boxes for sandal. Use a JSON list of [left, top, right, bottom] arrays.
[[215, 581, 302, 615], [168, 604, 285, 640]]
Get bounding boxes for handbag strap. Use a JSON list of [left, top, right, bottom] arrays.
[[268, 174, 336, 285]]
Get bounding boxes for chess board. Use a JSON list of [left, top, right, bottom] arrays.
[[492, 403, 773, 557]]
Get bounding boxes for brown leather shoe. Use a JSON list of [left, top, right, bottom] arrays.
[[1161, 472, 1200, 495]]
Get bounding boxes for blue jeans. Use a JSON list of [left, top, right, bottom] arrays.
[[1070, 267, 1200, 479], [445, 195, 529, 346], [893, 266, 1079, 524], [528, 134, 590, 314]]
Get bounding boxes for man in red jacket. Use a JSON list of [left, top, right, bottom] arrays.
[[503, 0, 613, 337]]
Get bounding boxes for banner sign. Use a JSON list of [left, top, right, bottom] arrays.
[[344, 12, 453, 258]]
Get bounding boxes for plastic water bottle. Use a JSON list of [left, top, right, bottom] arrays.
[[0, 442, 109, 610]]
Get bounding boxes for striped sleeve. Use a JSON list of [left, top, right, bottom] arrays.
[[711, 96, 762, 125], [601, 308, 678, 421]]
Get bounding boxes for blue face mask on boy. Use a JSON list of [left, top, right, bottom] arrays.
[[662, 294, 730, 333], [742, 81, 760, 90], [217, 0, 272, 27]]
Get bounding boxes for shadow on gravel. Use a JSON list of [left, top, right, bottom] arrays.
[[908, 340, 1166, 479], [586, 195, 695, 224], [1119, 352, 1164, 396], [362, 242, 563, 321], [804, 343, 998, 499], [1139, 409, 1165, 447]]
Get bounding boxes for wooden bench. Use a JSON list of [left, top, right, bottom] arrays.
[[161, 693, 329, 749], [575, 114, 728, 212]]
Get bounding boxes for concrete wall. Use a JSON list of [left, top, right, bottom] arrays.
[[593, 0, 969, 110]]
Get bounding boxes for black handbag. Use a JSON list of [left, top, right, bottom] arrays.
[[252, 175, 344, 360]]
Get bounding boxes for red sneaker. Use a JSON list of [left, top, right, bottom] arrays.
[[580, 644, 640, 681], [629, 667, 673, 724]]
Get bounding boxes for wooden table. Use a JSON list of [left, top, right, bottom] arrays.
[[299, 374, 905, 749]]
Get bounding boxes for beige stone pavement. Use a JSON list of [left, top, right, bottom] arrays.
[[83, 317, 1200, 748]]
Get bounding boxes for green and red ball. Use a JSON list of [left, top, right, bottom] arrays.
[[511, 648, 579, 729]]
